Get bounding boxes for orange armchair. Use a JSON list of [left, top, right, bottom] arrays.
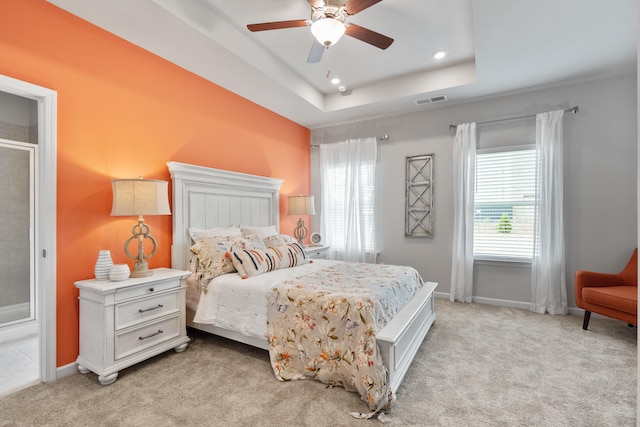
[[574, 249, 637, 330]]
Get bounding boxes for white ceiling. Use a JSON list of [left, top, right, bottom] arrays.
[[48, 0, 637, 129]]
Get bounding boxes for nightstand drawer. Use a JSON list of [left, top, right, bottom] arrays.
[[305, 246, 329, 260], [115, 291, 180, 331], [114, 315, 180, 360], [114, 278, 179, 302]]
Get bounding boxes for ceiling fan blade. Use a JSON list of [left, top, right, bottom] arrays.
[[343, 0, 383, 15], [306, 0, 325, 9], [345, 24, 393, 49], [247, 20, 309, 32], [307, 40, 325, 63]]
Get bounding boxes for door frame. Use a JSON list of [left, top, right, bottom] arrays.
[[0, 74, 57, 382]]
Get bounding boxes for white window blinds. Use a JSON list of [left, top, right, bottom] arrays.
[[473, 147, 537, 261]]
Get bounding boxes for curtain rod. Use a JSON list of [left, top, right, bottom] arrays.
[[448, 106, 579, 132], [311, 134, 389, 149]]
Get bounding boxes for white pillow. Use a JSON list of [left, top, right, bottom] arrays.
[[240, 225, 278, 238], [189, 225, 241, 241]]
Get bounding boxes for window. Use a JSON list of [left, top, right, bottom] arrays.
[[320, 138, 377, 263], [473, 146, 537, 261], [323, 162, 376, 253]]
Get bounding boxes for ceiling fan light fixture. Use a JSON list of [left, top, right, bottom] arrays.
[[433, 50, 447, 59], [311, 18, 346, 47]]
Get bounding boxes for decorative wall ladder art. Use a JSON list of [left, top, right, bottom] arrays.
[[405, 154, 433, 237]]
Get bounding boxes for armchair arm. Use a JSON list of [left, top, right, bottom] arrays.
[[574, 270, 626, 308], [575, 270, 626, 289]]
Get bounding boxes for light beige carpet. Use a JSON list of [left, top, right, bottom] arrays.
[[0, 299, 636, 426]]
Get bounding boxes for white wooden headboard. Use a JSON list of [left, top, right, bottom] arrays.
[[167, 162, 284, 271]]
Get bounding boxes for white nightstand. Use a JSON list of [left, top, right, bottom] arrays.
[[75, 267, 191, 385], [305, 245, 330, 260]]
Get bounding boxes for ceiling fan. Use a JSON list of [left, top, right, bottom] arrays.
[[247, 0, 393, 63]]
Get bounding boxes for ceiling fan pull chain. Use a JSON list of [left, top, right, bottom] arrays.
[[325, 47, 331, 79]]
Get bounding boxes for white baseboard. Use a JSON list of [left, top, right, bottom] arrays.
[[433, 291, 451, 300], [567, 307, 584, 317], [434, 291, 584, 317], [56, 361, 78, 380], [472, 296, 531, 311]]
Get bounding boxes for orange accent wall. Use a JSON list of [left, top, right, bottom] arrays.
[[0, 0, 310, 367]]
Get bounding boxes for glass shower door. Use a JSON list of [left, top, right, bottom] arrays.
[[0, 140, 35, 326]]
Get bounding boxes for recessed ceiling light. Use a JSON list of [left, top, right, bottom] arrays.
[[433, 50, 447, 59], [331, 77, 340, 85]]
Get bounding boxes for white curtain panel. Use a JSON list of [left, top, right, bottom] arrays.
[[320, 138, 377, 263], [450, 123, 476, 302], [531, 110, 568, 315]]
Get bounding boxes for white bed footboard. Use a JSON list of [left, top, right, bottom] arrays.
[[376, 281, 437, 394], [188, 280, 437, 395]]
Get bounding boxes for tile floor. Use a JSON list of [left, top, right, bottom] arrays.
[[0, 334, 39, 396]]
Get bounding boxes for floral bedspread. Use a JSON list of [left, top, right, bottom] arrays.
[[266, 261, 424, 414]]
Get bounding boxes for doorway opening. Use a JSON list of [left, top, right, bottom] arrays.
[[0, 75, 57, 394]]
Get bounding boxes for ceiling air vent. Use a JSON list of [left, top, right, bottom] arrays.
[[415, 95, 447, 105]]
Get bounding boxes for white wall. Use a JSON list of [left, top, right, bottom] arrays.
[[311, 73, 637, 308]]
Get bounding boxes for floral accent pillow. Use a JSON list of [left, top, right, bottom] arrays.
[[262, 234, 296, 247], [189, 235, 267, 292], [239, 233, 268, 250], [231, 242, 308, 279]]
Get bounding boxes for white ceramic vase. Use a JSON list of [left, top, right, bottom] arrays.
[[94, 250, 113, 281], [109, 264, 130, 281]]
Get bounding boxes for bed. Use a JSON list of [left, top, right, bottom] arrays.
[[167, 161, 437, 414]]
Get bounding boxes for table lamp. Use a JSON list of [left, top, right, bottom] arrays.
[[111, 178, 171, 277], [288, 195, 315, 247]]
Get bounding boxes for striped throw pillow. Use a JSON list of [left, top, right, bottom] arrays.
[[231, 242, 308, 279]]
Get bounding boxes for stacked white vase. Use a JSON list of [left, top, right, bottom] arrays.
[[109, 264, 130, 281], [94, 250, 113, 281]]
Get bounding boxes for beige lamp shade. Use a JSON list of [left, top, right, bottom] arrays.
[[111, 179, 171, 216], [288, 195, 315, 216], [110, 178, 170, 278]]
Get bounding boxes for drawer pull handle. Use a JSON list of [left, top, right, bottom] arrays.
[[138, 304, 164, 313], [148, 287, 155, 292], [139, 330, 163, 340]]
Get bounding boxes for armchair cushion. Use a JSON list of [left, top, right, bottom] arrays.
[[582, 286, 637, 315]]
